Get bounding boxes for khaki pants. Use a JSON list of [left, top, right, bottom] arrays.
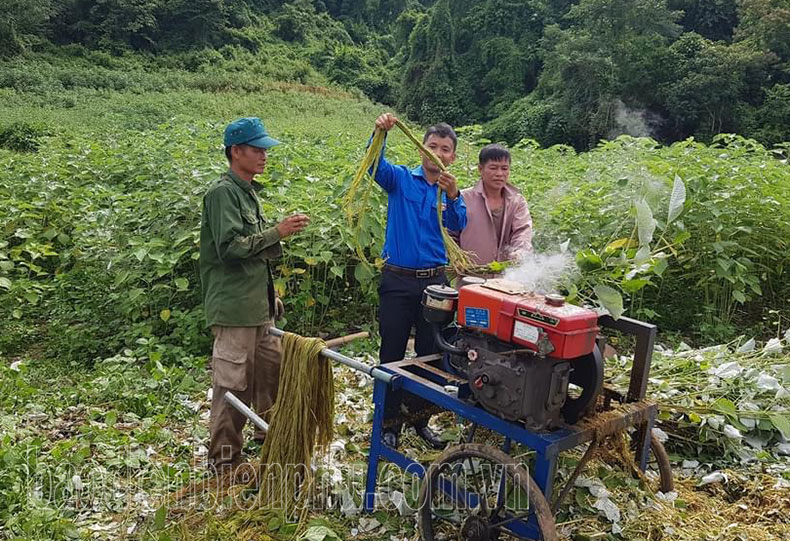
[[208, 323, 282, 468]]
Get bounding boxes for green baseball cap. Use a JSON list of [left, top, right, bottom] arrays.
[[223, 117, 281, 149]]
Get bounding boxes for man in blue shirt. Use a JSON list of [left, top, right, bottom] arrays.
[[372, 112, 467, 449]]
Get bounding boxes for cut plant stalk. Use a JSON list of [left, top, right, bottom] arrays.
[[343, 119, 475, 274]]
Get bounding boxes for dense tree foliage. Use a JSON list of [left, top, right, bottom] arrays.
[[2, 0, 790, 148], [0, 0, 53, 56]]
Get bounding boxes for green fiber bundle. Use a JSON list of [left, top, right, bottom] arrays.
[[257, 332, 334, 520], [343, 120, 474, 274], [343, 129, 386, 263]]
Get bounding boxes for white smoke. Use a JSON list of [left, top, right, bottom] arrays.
[[608, 99, 662, 139], [503, 249, 575, 295]]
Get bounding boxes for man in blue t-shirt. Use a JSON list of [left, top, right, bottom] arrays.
[[371, 112, 467, 449]]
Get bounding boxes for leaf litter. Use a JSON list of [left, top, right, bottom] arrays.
[[2, 335, 788, 539]]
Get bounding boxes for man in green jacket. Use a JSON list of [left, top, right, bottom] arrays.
[[200, 117, 309, 472]]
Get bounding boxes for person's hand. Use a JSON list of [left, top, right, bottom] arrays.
[[274, 297, 285, 320], [506, 247, 529, 263], [374, 113, 397, 132], [276, 213, 310, 238], [438, 171, 459, 200]]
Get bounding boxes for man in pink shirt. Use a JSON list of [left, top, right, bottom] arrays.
[[456, 144, 533, 265]]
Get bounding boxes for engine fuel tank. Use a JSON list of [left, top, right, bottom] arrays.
[[457, 279, 600, 359]]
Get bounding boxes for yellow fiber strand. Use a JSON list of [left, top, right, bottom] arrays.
[[343, 130, 386, 264], [256, 332, 334, 521], [343, 119, 475, 274]]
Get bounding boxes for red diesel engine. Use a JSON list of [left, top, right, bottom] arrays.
[[423, 279, 603, 430], [457, 279, 600, 359]]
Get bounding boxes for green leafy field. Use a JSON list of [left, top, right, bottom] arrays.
[[1, 54, 789, 539]]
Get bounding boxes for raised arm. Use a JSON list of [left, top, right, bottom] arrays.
[[370, 113, 399, 192]]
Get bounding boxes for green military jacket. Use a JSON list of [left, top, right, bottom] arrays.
[[199, 170, 281, 327]]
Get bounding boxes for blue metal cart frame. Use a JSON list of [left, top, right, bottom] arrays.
[[363, 316, 659, 539]]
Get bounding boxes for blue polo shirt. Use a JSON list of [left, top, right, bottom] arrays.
[[372, 146, 467, 269]]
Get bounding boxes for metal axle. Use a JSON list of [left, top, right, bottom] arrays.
[[224, 391, 269, 433], [224, 327, 395, 432], [267, 326, 395, 384]]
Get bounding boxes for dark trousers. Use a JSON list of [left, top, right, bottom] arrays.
[[378, 269, 447, 425]]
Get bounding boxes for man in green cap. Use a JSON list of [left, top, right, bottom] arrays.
[[200, 117, 310, 473]]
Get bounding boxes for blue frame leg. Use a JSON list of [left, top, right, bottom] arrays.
[[533, 448, 558, 503], [638, 414, 656, 471], [364, 378, 388, 511]]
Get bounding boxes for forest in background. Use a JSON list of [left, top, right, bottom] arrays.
[[3, 0, 790, 150], [1, 2, 789, 538]]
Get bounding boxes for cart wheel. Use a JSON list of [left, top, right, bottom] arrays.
[[645, 435, 674, 493], [561, 346, 603, 424], [627, 433, 674, 493], [418, 443, 557, 541]]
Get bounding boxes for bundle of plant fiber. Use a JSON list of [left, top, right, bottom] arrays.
[[256, 331, 334, 521], [343, 119, 474, 274]]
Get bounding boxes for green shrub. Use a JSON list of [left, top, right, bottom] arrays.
[[484, 95, 570, 147], [0, 121, 49, 151]]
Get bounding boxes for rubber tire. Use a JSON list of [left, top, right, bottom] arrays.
[[648, 434, 674, 493], [627, 433, 674, 493], [562, 346, 604, 424], [418, 443, 558, 541]]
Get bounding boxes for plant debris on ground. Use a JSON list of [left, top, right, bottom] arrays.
[[2, 334, 788, 540]]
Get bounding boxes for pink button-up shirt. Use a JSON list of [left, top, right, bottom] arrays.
[[455, 180, 533, 265]]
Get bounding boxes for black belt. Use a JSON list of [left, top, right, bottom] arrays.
[[383, 264, 446, 279]]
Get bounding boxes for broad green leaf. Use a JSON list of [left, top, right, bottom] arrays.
[[354, 262, 374, 284], [769, 413, 790, 439], [633, 245, 651, 265], [280, 522, 299, 536], [0, 277, 11, 290], [732, 290, 746, 303], [128, 288, 144, 302], [160, 309, 171, 322], [622, 278, 650, 293], [154, 505, 167, 530], [298, 525, 341, 541], [712, 398, 737, 417], [575, 250, 603, 272], [174, 278, 189, 290], [565, 283, 579, 303], [593, 284, 624, 319], [634, 199, 655, 247], [652, 257, 669, 276], [273, 278, 287, 297], [113, 271, 130, 288], [330, 265, 344, 278], [673, 230, 691, 245], [667, 175, 686, 224], [604, 238, 634, 254]]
